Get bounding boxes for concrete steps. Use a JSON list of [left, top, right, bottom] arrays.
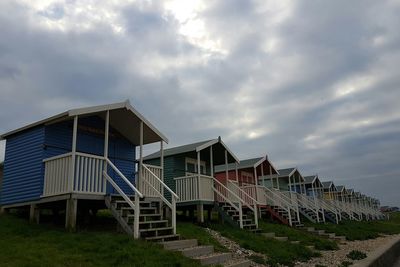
[[163, 238, 241, 266]]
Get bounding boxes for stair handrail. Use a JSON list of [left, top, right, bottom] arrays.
[[142, 164, 178, 234], [319, 198, 340, 224], [106, 158, 143, 198], [104, 158, 143, 238], [297, 193, 318, 213], [262, 187, 295, 226], [227, 180, 258, 228], [213, 178, 244, 228]]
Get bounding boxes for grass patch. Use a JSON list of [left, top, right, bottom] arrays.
[[177, 222, 228, 252], [307, 212, 400, 241], [347, 250, 367, 260], [0, 214, 197, 267], [259, 221, 338, 250], [208, 223, 318, 267]]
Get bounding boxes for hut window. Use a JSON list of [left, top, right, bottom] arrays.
[[185, 157, 206, 175]]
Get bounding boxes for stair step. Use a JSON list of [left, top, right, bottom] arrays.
[[194, 252, 232, 266], [139, 220, 168, 225], [262, 232, 275, 238], [320, 233, 335, 238], [180, 245, 214, 257], [242, 224, 257, 229], [145, 234, 180, 242], [163, 239, 198, 250], [274, 236, 288, 241], [290, 240, 300, 244], [224, 259, 252, 267], [140, 226, 173, 233]]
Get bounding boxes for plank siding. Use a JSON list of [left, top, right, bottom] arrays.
[[0, 126, 45, 205], [44, 116, 136, 195]]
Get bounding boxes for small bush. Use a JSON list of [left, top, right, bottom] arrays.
[[338, 261, 352, 267], [247, 255, 266, 264], [347, 250, 367, 260]]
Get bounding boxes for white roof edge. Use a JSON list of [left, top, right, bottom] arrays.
[[0, 111, 69, 139], [1, 100, 169, 143], [125, 101, 169, 143], [196, 137, 240, 163], [253, 155, 266, 168], [253, 155, 280, 175]]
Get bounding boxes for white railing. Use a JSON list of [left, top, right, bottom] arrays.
[[296, 193, 320, 222], [142, 164, 179, 234], [43, 152, 107, 197], [227, 180, 258, 228], [242, 185, 267, 205], [43, 153, 72, 197], [74, 152, 106, 194], [174, 175, 214, 202], [104, 158, 143, 239], [213, 178, 244, 228], [319, 198, 340, 224], [140, 164, 163, 197], [261, 187, 299, 226]]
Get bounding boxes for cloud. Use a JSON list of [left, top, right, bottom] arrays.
[[0, 0, 399, 206]]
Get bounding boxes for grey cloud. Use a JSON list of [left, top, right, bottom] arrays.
[[0, 1, 399, 206]]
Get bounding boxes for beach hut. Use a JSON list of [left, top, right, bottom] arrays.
[[144, 138, 258, 230], [302, 175, 324, 198], [214, 155, 279, 203], [214, 156, 302, 226], [0, 100, 178, 240]]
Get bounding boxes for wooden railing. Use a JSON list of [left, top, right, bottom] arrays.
[[43, 153, 72, 197], [213, 178, 244, 228], [140, 164, 163, 198], [227, 180, 258, 228], [296, 193, 321, 223], [261, 187, 297, 226], [242, 185, 267, 205], [104, 158, 143, 239], [74, 152, 106, 194], [142, 164, 178, 234], [43, 152, 107, 197], [174, 175, 214, 202]]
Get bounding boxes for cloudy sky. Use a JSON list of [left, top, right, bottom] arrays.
[[0, 0, 399, 206]]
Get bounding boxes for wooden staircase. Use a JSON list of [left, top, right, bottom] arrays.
[[263, 205, 303, 227], [299, 206, 319, 223], [106, 196, 179, 241], [216, 203, 259, 231]]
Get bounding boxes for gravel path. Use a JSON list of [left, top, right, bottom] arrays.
[[295, 234, 400, 267], [205, 228, 269, 267]]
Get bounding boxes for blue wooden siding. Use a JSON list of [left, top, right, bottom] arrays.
[[1, 115, 137, 205], [0, 126, 45, 205], [44, 116, 136, 195]]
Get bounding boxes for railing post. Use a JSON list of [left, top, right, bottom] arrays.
[[70, 116, 78, 192], [197, 151, 201, 200], [134, 195, 140, 239], [239, 202, 243, 229], [172, 196, 176, 234], [254, 203, 258, 228]]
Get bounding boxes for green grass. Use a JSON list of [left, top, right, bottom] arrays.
[[0, 214, 197, 267], [259, 221, 338, 250], [307, 212, 400, 241], [208, 223, 319, 267], [177, 222, 228, 252]]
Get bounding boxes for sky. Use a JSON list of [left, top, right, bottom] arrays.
[[0, 0, 399, 207]]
